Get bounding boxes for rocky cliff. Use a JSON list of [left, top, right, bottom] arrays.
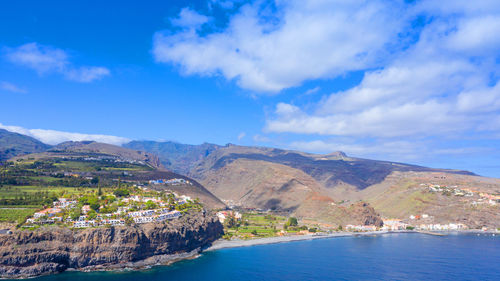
[[0, 211, 223, 278]]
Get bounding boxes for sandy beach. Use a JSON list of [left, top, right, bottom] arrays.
[[205, 231, 384, 251], [206, 229, 499, 251]]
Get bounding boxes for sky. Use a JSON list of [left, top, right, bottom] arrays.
[[1, 0, 500, 177]]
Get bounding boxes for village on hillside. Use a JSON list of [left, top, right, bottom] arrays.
[[23, 185, 200, 229]]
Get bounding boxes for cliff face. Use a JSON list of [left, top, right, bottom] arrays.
[[0, 211, 223, 278]]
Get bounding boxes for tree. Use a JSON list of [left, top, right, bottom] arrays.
[[87, 210, 97, 220], [113, 188, 130, 197], [88, 197, 100, 211], [251, 229, 258, 235], [70, 209, 82, 220], [285, 217, 298, 228], [145, 201, 157, 210], [125, 216, 134, 226], [91, 177, 99, 185]]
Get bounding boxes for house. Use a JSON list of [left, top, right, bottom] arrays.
[[53, 198, 77, 209], [81, 205, 91, 214], [99, 219, 125, 226], [133, 216, 154, 224], [128, 210, 155, 218], [73, 220, 96, 228], [382, 219, 408, 231], [33, 208, 62, 218], [216, 211, 241, 223], [345, 225, 377, 232]]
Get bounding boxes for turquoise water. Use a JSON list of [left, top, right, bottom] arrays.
[[36, 233, 500, 281]]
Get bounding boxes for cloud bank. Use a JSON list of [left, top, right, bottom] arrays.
[[155, 0, 500, 167], [0, 123, 129, 146], [153, 0, 406, 92], [266, 1, 500, 140]]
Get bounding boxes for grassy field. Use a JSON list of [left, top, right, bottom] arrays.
[[0, 208, 37, 222], [0, 185, 86, 199], [224, 213, 289, 239], [28, 176, 61, 182], [53, 160, 150, 172]]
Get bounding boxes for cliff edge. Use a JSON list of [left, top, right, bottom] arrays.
[[0, 211, 223, 278]]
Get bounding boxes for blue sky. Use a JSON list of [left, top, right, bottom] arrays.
[[1, 0, 500, 177]]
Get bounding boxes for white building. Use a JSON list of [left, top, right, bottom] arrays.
[[73, 220, 96, 228]]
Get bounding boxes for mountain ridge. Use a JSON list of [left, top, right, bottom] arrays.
[[0, 129, 51, 162]]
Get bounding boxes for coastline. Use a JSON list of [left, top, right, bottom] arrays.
[[206, 231, 384, 251], [205, 229, 499, 251]]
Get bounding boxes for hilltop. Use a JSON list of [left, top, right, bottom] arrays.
[[0, 129, 51, 162]]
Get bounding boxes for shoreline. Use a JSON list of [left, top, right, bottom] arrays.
[[3, 230, 497, 279], [205, 229, 499, 251], [206, 231, 389, 251]]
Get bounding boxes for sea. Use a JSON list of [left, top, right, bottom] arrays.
[[35, 233, 500, 281]]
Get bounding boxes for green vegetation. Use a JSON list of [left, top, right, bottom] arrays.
[[284, 217, 298, 229], [223, 213, 322, 239], [223, 213, 286, 239], [0, 208, 36, 223], [113, 188, 130, 197], [0, 157, 198, 224]]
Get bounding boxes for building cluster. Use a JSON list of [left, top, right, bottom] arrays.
[[409, 213, 430, 220], [425, 184, 474, 196], [344, 218, 469, 232], [82, 156, 146, 166], [25, 193, 189, 228], [381, 219, 409, 231], [216, 210, 242, 223], [423, 184, 500, 206], [129, 209, 181, 224], [415, 223, 467, 231], [148, 178, 192, 185], [345, 225, 377, 232]]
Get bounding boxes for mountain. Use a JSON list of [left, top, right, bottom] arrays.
[[49, 141, 164, 170], [11, 140, 225, 210], [126, 141, 500, 228], [124, 141, 221, 175], [0, 129, 51, 162]]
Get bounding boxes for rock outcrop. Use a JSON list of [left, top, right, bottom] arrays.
[[0, 211, 223, 278], [348, 202, 384, 227]]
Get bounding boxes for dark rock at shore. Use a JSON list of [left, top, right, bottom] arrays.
[[0, 211, 223, 278]]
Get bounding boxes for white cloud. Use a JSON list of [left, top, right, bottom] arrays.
[[153, 0, 406, 92], [5, 43, 67, 74], [237, 132, 246, 140], [304, 86, 320, 96], [4, 42, 110, 83], [65, 67, 110, 83], [0, 81, 26, 93], [171, 8, 210, 28], [266, 1, 500, 139], [0, 123, 130, 146], [252, 134, 270, 143]]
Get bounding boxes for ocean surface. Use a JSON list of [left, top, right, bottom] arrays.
[[36, 233, 500, 281]]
